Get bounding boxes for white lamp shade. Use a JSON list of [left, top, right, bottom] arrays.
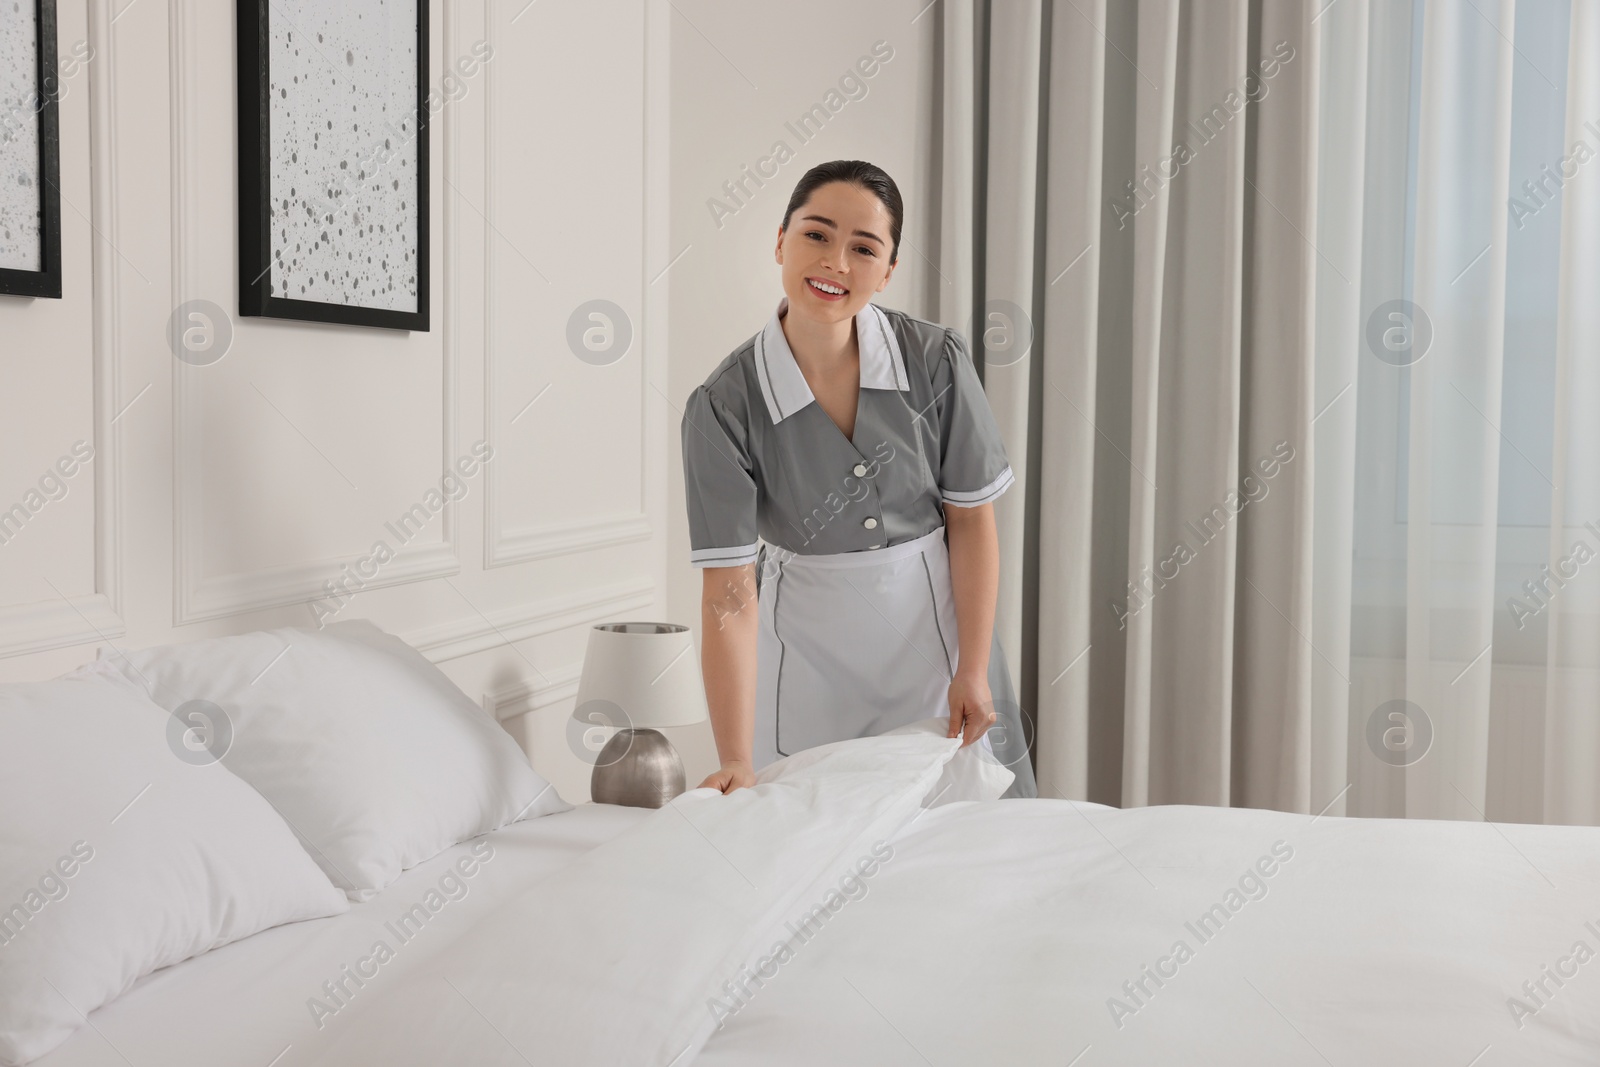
[[573, 622, 709, 730]]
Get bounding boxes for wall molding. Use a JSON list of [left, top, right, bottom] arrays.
[[0, 0, 132, 661], [184, 543, 463, 626], [0, 595, 125, 661], [479, 0, 650, 570], [91, 0, 125, 631], [482, 661, 583, 722], [486, 513, 652, 567], [404, 575, 655, 663], [170, 0, 461, 626]]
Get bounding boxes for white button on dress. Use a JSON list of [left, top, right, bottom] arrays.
[[863, 516, 878, 530]]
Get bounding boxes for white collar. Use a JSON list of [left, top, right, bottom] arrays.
[[754, 296, 910, 423]]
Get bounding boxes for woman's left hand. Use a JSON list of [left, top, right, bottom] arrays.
[[946, 671, 996, 747]]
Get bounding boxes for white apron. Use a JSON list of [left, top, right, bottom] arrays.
[[751, 526, 995, 769]]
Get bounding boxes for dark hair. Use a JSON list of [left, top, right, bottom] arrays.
[[779, 160, 903, 266]]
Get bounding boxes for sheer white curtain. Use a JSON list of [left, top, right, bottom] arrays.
[[1344, 0, 1600, 825], [1543, 0, 1600, 825], [943, 0, 1600, 825]]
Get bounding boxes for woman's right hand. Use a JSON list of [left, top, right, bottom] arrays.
[[698, 759, 756, 794]]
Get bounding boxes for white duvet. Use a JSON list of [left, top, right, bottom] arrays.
[[33, 724, 1600, 1066], [300, 726, 963, 1066]]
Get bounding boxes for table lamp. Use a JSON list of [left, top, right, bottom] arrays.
[[574, 622, 708, 808]]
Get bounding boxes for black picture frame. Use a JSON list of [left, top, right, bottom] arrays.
[[236, 0, 430, 331], [0, 0, 63, 300]]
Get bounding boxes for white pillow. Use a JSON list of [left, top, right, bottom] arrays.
[[92, 618, 570, 901], [883, 717, 1015, 805], [0, 673, 349, 1067], [758, 719, 1014, 806]]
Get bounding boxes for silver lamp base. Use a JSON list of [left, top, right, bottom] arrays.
[[590, 728, 686, 808]]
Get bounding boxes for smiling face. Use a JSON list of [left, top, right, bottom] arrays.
[[775, 181, 897, 325]]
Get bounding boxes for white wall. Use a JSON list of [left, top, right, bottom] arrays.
[[0, 0, 942, 799], [0, 0, 673, 803], [664, 0, 943, 777]]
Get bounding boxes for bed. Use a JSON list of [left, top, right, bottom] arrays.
[[33, 739, 1600, 1067]]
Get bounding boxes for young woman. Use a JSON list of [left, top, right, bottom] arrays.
[[681, 159, 1037, 798]]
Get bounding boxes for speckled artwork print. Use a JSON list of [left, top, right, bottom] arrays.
[[268, 0, 418, 312], [0, 4, 41, 273]]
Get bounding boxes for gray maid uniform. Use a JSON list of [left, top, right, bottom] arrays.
[[681, 295, 1037, 799]]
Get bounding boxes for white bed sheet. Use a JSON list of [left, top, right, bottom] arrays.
[[31, 803, 649, 1067], [696, 799, 1600, 1066]]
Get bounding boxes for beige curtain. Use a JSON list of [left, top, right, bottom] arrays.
[[942, 0, 1600, 825]]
